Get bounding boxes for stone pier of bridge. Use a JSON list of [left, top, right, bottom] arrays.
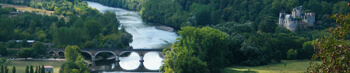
[[47, 48, 167, 72]]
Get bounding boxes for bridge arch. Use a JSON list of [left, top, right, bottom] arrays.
[[93, 51, 117, 60], [142, 51, 164, 70], [81, 51, 93, 61], [118, 51, 141, 70], [118, 51, 134, 57], [48, 51, 57, 56], [158, 52, 165, 59], [44, 48, 167, 72], [57, 51, 64, 57]]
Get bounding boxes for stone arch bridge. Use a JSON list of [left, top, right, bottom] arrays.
[[47, 48, 167, 72]]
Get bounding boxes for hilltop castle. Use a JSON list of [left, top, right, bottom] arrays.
[[279, 6, 315, 31]]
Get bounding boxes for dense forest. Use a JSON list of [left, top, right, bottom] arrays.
[[86, 0, 349, 30], [0, 0, 133, 58], [0, 0, 133, 73], [0, 9, 132, 49], [83, 0, 349, 72], [29, 0, 97, 15], [0, 0, 349, 73]]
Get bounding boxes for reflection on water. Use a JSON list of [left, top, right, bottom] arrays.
[[143, 52, 164, 70], [119, 52, 140, 70], [87, 1, 178, 72]]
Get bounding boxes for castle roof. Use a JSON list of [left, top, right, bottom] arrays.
[[294, 6, 304, 10], [280, 9, 285, 13]]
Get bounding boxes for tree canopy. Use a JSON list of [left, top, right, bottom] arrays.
[[162, 26, 230, 73]]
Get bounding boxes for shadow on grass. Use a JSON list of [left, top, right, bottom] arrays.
[[224, 69, 258, 73]]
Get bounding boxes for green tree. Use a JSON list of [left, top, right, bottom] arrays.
[[0, 58, 5, 66], [12, 66, 15, 73], [84, 20, 101, 39], [307, 8, 350, 73], [4, 66, 7, 73], [300, 40, 315, 59], [161, 50, 209, 73], [258, 15, 277, 33], [17, 48, 33, 60], [34, 66, 37, 73], [1, 65, 3, 73], [40, 65, 44, 73], [0, 17, 14, 42], [161, 26, 229, 73], [25, 66, 29, 73], [21, 39, 29, 48], [53, 27, 84, 48], [286, 49, 298, 60], [28, 20, 37, 34], [239, 41, 268, 66], [0, 43, 7, 56], [190, 3, 212, 25], [59, 46, 89, 73], [29, 65, 33, 73], [32, 42, 47, 58]]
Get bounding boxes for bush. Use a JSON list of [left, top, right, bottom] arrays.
[[287, 49, 298, 60]]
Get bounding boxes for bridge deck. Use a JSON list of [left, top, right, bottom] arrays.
[[47, 48, 168, 51]]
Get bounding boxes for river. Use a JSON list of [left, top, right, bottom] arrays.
[[87, 1, 179, 73]]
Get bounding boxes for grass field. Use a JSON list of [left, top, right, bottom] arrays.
[[6, 60, 65, 73], [0, 3, 68, 21], [224, 60, 316, 73], [0, 3, 54, 15]]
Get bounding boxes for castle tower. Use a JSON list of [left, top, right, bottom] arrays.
[[292, 6, 305, 18], [285, 14, 298, 31], [279, 10, 286, 27]]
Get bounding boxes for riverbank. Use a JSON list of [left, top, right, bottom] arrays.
[[224, 60, 317, 73], [155, 25, 174, 32]]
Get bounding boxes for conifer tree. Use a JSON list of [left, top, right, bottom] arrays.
[[34, 66, 37, 73], [25, 66, 28, 73], [38, 66, 40, 73], [12, 66, 15, 73], [4, 66, 8, 73], [1, 65, 3, 73], [40, 65, 44, 73], [30, 65, 33, 73]]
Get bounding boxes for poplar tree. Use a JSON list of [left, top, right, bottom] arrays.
[[34, 66, 37, 73], [1, 65, 3, 73], [4, 66, 8, 73], [29, 65, 33, 73], [12, 66, 15, 73], [40, 65, 44, 73], [25, 66, 28, 73]]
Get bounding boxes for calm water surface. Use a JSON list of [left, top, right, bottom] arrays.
[[87, 1, 179, 72]]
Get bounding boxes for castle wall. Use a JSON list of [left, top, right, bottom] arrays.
[[285, 19, 298, 31], [279, 6, 314, 31], [303, 13, 315, 27], [279, 13, 286, 27], [284, 15, 298, 31]]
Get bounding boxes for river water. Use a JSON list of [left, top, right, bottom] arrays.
[[87, 1, 179, 72]]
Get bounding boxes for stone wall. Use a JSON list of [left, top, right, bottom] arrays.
[[303, 13, 315, 27], [279, 6, 315, 31]]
